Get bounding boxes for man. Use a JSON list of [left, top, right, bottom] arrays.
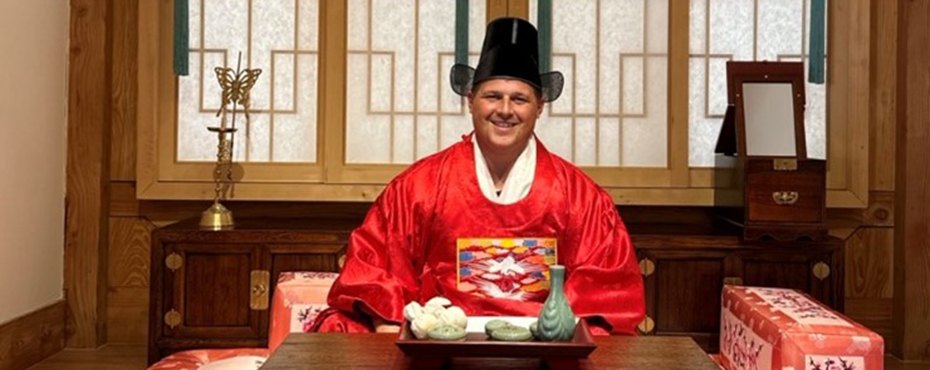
[[312, 17, 644, 335]]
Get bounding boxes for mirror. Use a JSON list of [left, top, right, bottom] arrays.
[[741, 82, 796, 156], [725, 61, 806, 159]]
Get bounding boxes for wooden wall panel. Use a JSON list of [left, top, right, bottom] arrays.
[[105, 0, 147, 343], [845, 227, 894, 299], [104, 215, 156, 344], [108, 218, 153, 287], [0, 301, 65, 370], [866, 191, 896, 227], [109, 181, 143, 217], [106, 218, 152, 343], [826, 0, 849, 189], [893, 0, 930, 360], [66, 0, 111, 348], [110, 0, 138, 182], [820, 0, 907, 342], [869, 0, 897, 191], [828, 191, 894, 229], [844, 0, 872, 206], [846, 298, 894, 350], [835, 0, 900, 350], [106, 287, 148, 344]]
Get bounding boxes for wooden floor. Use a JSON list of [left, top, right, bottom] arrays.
[[27, 344, 930, 370], [28, 344, 146, 370]]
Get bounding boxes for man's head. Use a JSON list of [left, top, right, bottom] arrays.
[[468, 78, 543, 157], [450, 17, 563, 156]]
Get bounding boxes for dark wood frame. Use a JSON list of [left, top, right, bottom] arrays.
[[395, 321, 596, 360], [263, 334, 721, 369], [726, 61, 808, 159]]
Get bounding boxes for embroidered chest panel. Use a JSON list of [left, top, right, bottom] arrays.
[[456, 238, 557, 301]]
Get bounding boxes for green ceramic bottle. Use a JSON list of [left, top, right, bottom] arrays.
[[536, 265, 576, 341]]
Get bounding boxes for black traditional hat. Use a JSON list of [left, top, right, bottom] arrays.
[[450, 17, 564, 102]]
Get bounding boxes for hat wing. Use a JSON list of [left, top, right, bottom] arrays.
[[450, 64, 476, 97], [539, 71, 564, 103]]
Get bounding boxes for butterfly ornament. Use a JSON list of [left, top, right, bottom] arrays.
[[214, 66, 262, 121]]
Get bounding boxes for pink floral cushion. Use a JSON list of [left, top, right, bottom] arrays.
[[718, 286, 883, 370], [147, 348, 270, 370], [268, 271, 339, 351]]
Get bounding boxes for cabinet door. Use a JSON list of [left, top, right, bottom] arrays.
[[736, 249, 839, 309], [739, 251, 811, 289], [161, 243, 265, 340], [639, 249, 727, 351]]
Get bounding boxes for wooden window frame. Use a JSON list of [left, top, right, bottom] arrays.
[[137, 0, 869, 207]]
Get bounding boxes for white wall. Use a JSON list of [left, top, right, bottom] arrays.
[[0, 0, 70, 323]]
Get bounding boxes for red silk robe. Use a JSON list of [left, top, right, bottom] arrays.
[[314, 135, 645, 334]]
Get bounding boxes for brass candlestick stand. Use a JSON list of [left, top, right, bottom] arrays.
[[200, 55, 262, 230]]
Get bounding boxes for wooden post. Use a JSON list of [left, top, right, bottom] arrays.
[[487, 0, 508, 23], [508, 0, 529, 20], [66, 0, 111, 348], [892, 0, 930, 361]]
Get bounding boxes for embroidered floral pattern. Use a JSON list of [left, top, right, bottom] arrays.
[[298, 305, 327, 333], [806, 355, 864, 370], [721, 309, 772, 370], [722, 320, 765, 370], [748, 288, 851, 327], [277, 271, 339, 284], [456, 238, 557, 300]]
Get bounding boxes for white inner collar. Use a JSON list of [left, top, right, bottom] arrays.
[[473, 135, 536, 205]]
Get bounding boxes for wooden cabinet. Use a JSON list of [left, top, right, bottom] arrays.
[[148, 218, 843, 363], [631, 224, 843, 352], [162, 243, 263, 341], [713, 62, 828, 241], [148, 218, 358, 364], [716, 157, 828, 241]]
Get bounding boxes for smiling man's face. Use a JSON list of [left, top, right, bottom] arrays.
[[468, 78, 544, 157]]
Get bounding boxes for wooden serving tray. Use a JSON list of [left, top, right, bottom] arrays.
[[395, 320, 597, 360]]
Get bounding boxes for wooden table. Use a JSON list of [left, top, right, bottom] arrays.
[[260, 333, 720, 369]]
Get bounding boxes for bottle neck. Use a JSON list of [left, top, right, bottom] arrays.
[[549, 267, 565, 294]]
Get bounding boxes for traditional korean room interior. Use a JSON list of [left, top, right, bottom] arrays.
[[2, 0, 929, 369]]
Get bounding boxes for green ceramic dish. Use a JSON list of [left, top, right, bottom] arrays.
[[484, 319, 512, 336], [489, 326, 533, 341], [529, 320, 539, 338], [427, 324, 467, 341]]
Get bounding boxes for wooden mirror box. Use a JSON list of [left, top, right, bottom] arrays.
[[714, 61, 826, 241]]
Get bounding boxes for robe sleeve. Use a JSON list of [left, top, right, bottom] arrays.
[[562, 183, 645, 335], [325, 180, 422, 324]]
